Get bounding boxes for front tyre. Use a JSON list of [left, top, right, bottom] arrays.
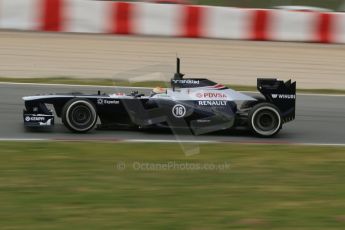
[[62, 99, 97, 133], [248, 103, 282, 137]]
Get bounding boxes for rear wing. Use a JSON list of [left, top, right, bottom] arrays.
[[257, 78, 296, 123]]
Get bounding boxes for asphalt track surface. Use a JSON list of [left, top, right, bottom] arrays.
[[1, 83, 344, 145]]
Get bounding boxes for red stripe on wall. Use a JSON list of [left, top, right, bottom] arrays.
[[316, 13, 333, 43], [183, 6, 203, 38], [41, 0, 63, 31], [111, 2, 133, 34], [251, 10, 269, 40]]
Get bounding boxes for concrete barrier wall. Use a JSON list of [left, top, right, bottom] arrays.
[[0, 0, 345, 43]]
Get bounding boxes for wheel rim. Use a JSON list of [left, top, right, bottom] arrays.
[[66, 101, 97, 132], [71, 105, 92, 126], [251, 106, 281, 136], [256, 111, 277, 132]]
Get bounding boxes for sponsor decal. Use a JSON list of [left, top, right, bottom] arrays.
[[198, 101, 227, 106], [172, 104, 186, 118], [25, 116, 45, 122], [172, 79, 200, 85], [196, 92, 227, 99], [97, 99, 120, 105], [271, 94, 296, 99]]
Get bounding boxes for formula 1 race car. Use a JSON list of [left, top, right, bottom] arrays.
[[23, 58, 296, 137]]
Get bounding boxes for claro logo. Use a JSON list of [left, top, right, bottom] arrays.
[[271, 94, 296, 99], [25, 116, 45, 122]]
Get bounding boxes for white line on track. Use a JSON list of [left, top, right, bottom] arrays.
[[0, 138, 47, 141], [126, 139, 215, 144], [295, 143, 345, 147], [1, 82, 345, 97], [0, 138, 345, 147], [240, 91, 345, 97], [0, 81, 151, 90]]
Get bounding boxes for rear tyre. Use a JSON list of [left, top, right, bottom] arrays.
[[248, 103, 281, 137], [62, 99, 97, 133]]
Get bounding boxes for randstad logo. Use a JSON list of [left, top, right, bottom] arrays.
[[271, 94, 296, 99]]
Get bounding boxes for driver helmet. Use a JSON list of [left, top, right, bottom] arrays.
[[151, 87, 166, 95]]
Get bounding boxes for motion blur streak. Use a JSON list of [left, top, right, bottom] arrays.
[[1, 32, 345, 89], [1, 0, 345, 43]]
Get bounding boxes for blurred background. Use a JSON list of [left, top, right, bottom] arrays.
[[113, 0, 345, 11], [1, 1, 345, 229]]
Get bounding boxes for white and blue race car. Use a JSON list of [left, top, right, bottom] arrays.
[[23, 58, 296, 137]]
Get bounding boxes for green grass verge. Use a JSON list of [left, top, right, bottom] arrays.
[[1, 77, 345, 95], [0, 142, 345, 229]]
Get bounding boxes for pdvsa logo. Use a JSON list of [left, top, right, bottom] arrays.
[[271, 94, 296, 99], [197, 92, 227, 99]]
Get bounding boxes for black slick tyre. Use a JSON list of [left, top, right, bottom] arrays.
[[248, 103, 282, 137], [62, 99, 97, 133]]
